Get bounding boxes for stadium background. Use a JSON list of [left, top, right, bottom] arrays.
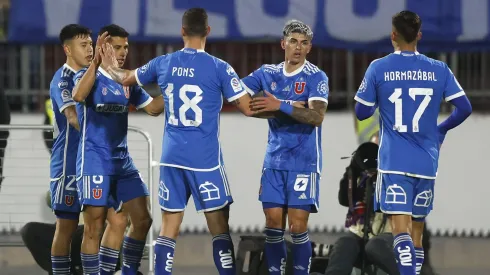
[[1, 0, 490, 274]]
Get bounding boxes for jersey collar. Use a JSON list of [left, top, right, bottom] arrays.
[[63, 63, 77, 73], [180, 48, 205, 53], [393, 50, 420, 55], [282, 61, 306, 77], [98, 67, 113, 80]]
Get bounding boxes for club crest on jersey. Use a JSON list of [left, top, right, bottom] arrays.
[[102, 87, 108, 96], [92, 188, 102, 199], [294, 81, 306, 94], [123, 86, 130, 99], [65, 195, 74, 206], [270, 82, 277, 91]]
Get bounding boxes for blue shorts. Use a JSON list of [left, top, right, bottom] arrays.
[[77, 172, 149, 211], [50, 175, 81, 220], [259, 169, 320, 213], [375, 173, 434, 218], [159, 166, 233, 213]]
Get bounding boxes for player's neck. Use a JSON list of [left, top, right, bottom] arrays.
[[393, 43, 417, 53], [283, 59, 305, 74], [183, 37, 206, 51], [65, 58, 83, 72]]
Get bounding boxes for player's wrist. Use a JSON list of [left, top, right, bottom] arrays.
[[279, 101, 294, 115]]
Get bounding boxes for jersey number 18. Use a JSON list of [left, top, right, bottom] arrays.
[[389, 88, 433, 133], [164, 83, 203, 127]]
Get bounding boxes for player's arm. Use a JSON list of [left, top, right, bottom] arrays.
[[100, 43, 164, 87], [129, 86, 164, 117], [142, 95, 164, 116], [219, 63, 256, 117], [437, 67, 472, 143], [240, 67, 277, 118], [354, 62, 378, 121], [52, 82, 80, 130], [63, 106, 80, 131], [72, 33, 109, 102]]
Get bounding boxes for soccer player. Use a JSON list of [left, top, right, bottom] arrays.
[[242, 20, 329, 275], [49, 24, 92, 275], [354, 11, 472, 275], [98, 8, 256, 275], [71, 24, 164, 275]]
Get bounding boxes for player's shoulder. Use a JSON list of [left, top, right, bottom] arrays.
[[302, 60, 327, 79], [416, 53, 449, 70], [50, 65, 75, 90], [258, 62, 283, 75]]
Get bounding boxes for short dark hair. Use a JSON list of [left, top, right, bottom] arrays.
[[392, 11, 421, 43], [182, 8, 208, 37], [59, 24, 92, 44], [98, 24, 129, 38]]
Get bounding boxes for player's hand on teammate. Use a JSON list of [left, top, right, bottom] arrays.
[[292, 101, 306, 108], [249, 90, 281, 113], [93, 31, 110, 66]]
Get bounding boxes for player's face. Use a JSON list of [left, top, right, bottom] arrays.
[[281, 33, 312, 65], [110, 36, 129, 68], [65, 35, 93, 68]]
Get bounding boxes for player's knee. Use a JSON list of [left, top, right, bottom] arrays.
[[83, 217, 105, 240], [131, 215, 153, 233], [288, 218, 308, 233], [107, 214, 128, 233], [390, 215, 412, 235], [264, 210, 284, 229]]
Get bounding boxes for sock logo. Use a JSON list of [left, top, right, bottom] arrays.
[[219, 249, 234, 269], [165, 252, 174, 272], [280, 258, 286, 274], [397, 246, 413, 266]]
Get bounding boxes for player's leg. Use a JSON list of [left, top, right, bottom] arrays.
[[116, 172, 152, 274], [376, 173, 416, 275], [189, 166, 236, 275], [50, 177, 80, 274], [77, 175, 111, 275], [260, 169, 288, 275], [411, 178, 435, 275], [286, 172, 320, 274], [99, 208, 128, 274], [155, 166, 190, 274]]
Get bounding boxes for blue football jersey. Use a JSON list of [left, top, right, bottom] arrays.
[[241, 61, 329, 173], [354, 51, 465, 178], [49, 64, 79, 179], [135, 48, 247, 171], [73, 68, 152, 178]]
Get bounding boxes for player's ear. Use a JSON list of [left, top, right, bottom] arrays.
[[181, 27, 186, 37], [63, 44, 71, 57], [281, 39, 286, 50], [206, 26, 211, 37], [417, 31, 422, 41]]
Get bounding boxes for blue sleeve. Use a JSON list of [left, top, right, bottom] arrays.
[[354, 62, 377, 106], [73, 67, 88, 86], [307, 71, 329, 104], [135, 55, 165, 87], [218, 61, 248, 102], [355, 103, 376, 120], [443, 66, 465, 101], [437, 95, 472, 143], [241, 66, 264, 96], [129, 86, 152, 109], [51, 76, 75, 113]]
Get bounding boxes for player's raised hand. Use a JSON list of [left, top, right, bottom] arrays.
[[93, 31, 110, 66], [249, 90, 281, 113], [100, 42, 118, 69]]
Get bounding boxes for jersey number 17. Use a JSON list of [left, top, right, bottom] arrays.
[[164, 83, 203, 127], [389, 88, 432, 133]]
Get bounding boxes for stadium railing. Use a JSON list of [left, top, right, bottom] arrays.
[[0, 124, 156, 272]]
